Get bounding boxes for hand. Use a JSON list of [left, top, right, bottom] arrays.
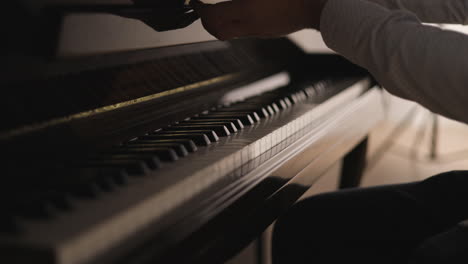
[[194, 0, 327, 40]]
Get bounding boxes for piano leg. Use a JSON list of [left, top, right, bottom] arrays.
[[339, 136, 369, 189]]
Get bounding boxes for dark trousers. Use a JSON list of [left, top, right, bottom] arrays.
[[272, 171, 468, 264]]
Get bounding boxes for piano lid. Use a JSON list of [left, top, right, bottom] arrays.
[[2, 0, 229, 84], [9, 0, 227, 58], [57, 14, 214, 58]]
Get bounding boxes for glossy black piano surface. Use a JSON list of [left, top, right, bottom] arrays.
[[1, 1, 384, 264]]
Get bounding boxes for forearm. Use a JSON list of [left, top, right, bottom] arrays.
[[320, 0, 468, 123], [368, 0, 468, 24]]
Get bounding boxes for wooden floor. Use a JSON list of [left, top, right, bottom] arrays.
[[363, 98, 468, 186]]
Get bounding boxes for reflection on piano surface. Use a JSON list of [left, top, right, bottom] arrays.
[[1, 1, 384, 264]]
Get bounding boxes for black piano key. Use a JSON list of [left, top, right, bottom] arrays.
[[250, 92, 287, 100], [286, 93, 300, 104], [249, 108, 269, 118], [264, 105, 275, 115], [257, 108, 270, 118], [179, 121, 238, 133], [264, 103, 279, 116], [167, 125, 231, 137], [214, 111, 261, 122], [297, 92, 308, 103], [199, 113, 255, 126], [90, 154, 163, 169], [315, 82, 328, 94], [269, 102, 281, 113], [283, 97, 293, 107], [242, 104, 275, 116], [12, 202, 57, 219], [67, 168, 131, 197], [50, 194, 74, 211], [248, 93, 284, 102], [111, 147, 179, 162], [110, 170, 130, 185], [303, 86, 317, 98], [94, 176, 116, 192], [214, 107, 269, 118], [242, 98, 280, 114], [274, 98, 290, 109], [128, 139, 198, 152], [124, 143, 188, 157], [187, 118, 244, 130], [139, 134, 211, 146], [154, 130, 219, 142], [79, 160, 149, 176], [73, 183, 102, 199], [293, 91, 308, 102], [53, 167, 131, 199], [243, 96, 270, 103]]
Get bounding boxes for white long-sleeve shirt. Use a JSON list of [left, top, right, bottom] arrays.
[[319, 0, 468, 124]]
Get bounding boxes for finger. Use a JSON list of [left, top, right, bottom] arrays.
[[195, 1, 250, 40]]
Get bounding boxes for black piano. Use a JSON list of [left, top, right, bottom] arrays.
[[1, 1, 384, 263]]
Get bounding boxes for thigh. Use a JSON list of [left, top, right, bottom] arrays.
[[272, 170, 468, 264], [410, 223, 468, 264]]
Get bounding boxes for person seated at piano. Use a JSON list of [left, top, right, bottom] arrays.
[[195, 0, 468, 263]]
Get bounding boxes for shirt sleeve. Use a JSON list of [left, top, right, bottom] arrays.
[[370, 0, 468, 24], [320, 0, 468, 124]]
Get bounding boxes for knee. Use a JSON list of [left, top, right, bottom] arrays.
[[272, 198, 326, 263], [272, 195, 344, 257], [421, 170, 468, 186], [273, 195, 336, 242], [417, 170, 468, 201], [272, 191, 372, 264], [273, 199, 315, 246], [273, 189, 369, 245], [409, 225, 468, 264]]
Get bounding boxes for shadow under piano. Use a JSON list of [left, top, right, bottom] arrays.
[[1, 1, 385, 263]]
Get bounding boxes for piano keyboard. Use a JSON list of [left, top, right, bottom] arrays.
[[0, 77, 381, 264]]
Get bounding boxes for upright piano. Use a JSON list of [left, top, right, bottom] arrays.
[[0, 1, 384, 263]]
